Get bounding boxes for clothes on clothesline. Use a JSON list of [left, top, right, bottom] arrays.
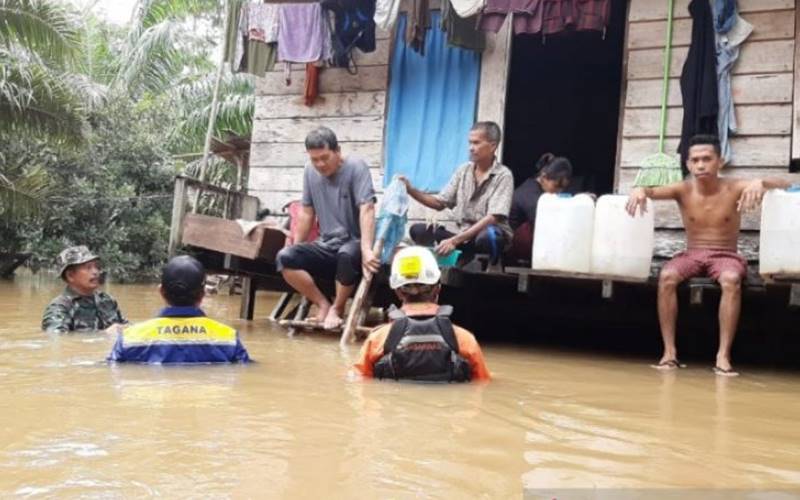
[[441, 0, 485, 51], [278, 2, 332, 63], [478, 0, 609, 36], [374, 0, 401, 29]]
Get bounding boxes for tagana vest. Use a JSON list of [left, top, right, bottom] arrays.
[[373, 306, 472, 382], [108, 315, 250, 364]]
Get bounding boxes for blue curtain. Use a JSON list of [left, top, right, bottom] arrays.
[[384, 12, 481, 192]]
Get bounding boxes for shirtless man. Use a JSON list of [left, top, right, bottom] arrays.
[[626, 134, 792, 376]]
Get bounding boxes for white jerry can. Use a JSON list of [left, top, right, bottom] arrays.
[[591, 195, 655, 280], [531, 193, 595, 273], [759, 187, 800, 276]]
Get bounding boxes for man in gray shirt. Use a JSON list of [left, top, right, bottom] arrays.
[[276, 126, 379, 329], [400, 121, 514, 265]]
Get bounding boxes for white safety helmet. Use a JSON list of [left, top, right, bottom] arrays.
[[389, 246, 442, 290]]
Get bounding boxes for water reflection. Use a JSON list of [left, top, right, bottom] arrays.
[[1, 274, 799, 497]]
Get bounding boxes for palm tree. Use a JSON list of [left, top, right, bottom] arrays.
[[0, 0, 89, 220]]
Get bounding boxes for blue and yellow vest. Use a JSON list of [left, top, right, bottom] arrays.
[[108, 306, 251, 364]]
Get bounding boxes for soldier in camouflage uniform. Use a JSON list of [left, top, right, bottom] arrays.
[[41, 246, 127, 333]]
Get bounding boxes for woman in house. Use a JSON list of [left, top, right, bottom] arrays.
[[507, 154, 574, 264]]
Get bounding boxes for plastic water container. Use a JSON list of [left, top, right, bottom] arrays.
[[531, 193, 595, 273], [759, 187, 800, 276], [591, 195, 655, 279]]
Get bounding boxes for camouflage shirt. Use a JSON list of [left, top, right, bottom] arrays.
[[41, 287, 127, 333]]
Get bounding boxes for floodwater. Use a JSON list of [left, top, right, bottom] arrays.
[[1, 275, 799, 499]]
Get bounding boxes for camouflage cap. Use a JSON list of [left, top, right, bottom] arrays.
[[57, 245, 100, 278]]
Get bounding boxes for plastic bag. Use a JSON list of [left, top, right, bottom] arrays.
[[375, 178, 410, 263]]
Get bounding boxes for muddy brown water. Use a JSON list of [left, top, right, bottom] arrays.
[[1, 274, 799, 498]]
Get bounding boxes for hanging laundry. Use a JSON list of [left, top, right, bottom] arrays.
[[223, 0, 246, 72], [478, 0, 608, 36], [451, 0, 485, 18], [278, 3, 332, 63], [715, 12, 753, 163], [478, 0, 542, 35], [441, 0, 485, 51], [574, 0, 609, 33], [322, 0, 377, 53], [541, 0, 574, 34], [374, 0, 401, 30], [405, 0, 430, 54], [713, 0, 737, 34], [242, 2, 280, 76], [304, 63, 321, 106], [248, 3, 279, 43], [678, 0, 719, 173]]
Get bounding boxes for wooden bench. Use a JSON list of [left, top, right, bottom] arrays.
[[504, 266, 650, 300]]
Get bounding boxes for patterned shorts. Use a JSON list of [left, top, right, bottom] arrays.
[[662, 248, 747, 281]]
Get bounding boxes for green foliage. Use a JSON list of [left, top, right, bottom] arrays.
[[167, 72, 254, 153], [6, 97, 176, 281], [0, 0, 81, 65], [0, 0, 255, 280]]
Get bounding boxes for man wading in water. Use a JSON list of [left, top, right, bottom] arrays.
[[626, 134, 792, 376]]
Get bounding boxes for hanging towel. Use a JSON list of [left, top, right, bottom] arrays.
[[441, 0, 485, 51], [375, 0, 401, 29], [451, 0, 485, 18], [678, 0, 718, 173], [278, 3, 332, 63]]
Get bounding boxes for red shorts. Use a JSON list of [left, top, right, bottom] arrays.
[[662, 249, 747, 281]]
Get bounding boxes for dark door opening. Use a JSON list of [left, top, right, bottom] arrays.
[[502, 1, 628, 194]]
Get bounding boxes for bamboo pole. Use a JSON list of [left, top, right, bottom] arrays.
[[340, 239, 384, 346], [192, 0, 229, 213]]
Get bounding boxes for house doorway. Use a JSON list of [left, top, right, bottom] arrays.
[[502, 1, 628, 194]]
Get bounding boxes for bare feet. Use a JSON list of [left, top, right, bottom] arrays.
[[323, 308, 343, 330], [314, 302, 331, 324]]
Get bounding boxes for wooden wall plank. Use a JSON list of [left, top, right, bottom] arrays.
[[792, 5, 800, 161], [477, 17, 512, 158], [265, 41, 392, 74], [254, 92, 386, 119], [619, 136, 791, 168], [629, 0, 794, 23], [628, 10, 795, 50], [250, 141, 383, 167], [253, 116, 384, 143], [255, 65, 389, 96], [623, 104, 792, 138], [617, 167, 800, 191], [250, 166, 384, 192], [628, 40, 794, 80], [625, 73, 793, 108]]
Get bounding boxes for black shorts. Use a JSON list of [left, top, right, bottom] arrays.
[[275, 240, 362, 286]]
